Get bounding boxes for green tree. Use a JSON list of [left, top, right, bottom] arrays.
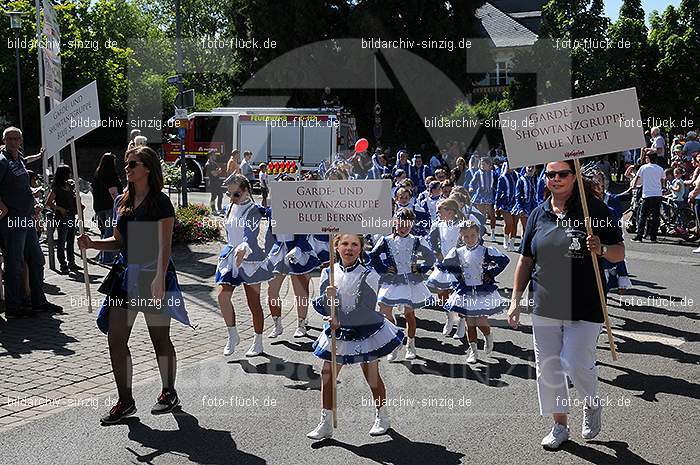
[[647, 0, 700, 127]]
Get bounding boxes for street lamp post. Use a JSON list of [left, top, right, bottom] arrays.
[[6, 11, 26, 132]]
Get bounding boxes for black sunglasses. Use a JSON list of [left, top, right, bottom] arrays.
[[545, 169, 574, 179], [126, 160, 144, 169]]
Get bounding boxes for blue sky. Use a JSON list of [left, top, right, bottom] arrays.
[[605, 0, 681, 22]]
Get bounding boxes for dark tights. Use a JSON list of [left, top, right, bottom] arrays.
[[107, 307, 176, 402]]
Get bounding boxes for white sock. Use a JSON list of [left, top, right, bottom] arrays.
[[227, 326, 239, 339]]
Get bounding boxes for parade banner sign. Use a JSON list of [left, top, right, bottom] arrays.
[[270, 180, 393, 234], [43, 81, 100, 158], [42, 0, 62, 103], [500, 88, 645, 168]]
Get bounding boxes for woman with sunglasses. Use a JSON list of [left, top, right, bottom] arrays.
[[216, 174, 273, 357], [512, 165, 538, 242], [507, 159, 625, 450], [78, 146, 191, 425]]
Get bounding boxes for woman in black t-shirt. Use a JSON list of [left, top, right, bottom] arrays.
[[506, 160, 625, 450], [92, 152, 122, 264], [78, 146, 190, 425]]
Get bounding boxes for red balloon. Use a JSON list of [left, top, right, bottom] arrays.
[[354, 138, 369, 153]]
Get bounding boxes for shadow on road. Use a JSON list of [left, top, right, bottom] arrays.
[[310, 429, 464, 465], [231, 354, 321, 391], [559, 439, 660, 465], [0, 314, 78, 358], [124, 410, 266, 464], [598, 362, 700, 402]]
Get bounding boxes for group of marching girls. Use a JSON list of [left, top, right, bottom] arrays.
[[81, 146, 632, 441]]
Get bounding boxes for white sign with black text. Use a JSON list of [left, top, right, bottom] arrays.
[[499, 88, 645, 168], [43, 81, 101, 158], [270, 180, 393, 234]]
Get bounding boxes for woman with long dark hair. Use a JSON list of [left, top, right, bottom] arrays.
[[92, 152, 122, 264], [78, 146, 190, 425], [46, 165, 82, 274], [507, 159, 624, 449]]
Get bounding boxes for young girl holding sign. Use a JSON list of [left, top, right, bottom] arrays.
[[215, 174, 273, 357], [368, 208, 435, 362], [307, 234, 404, 440], [437, 221, 510, 364]]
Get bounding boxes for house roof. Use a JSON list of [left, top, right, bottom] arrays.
[[476, 2, 539, 47]]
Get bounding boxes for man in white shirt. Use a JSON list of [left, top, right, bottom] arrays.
[[631, 153, 665, 242], [643, 126, 666, 168]]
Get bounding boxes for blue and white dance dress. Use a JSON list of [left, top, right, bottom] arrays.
[[215, 199, 273, 286], [468, 169, 497, 205], [426, 220, 462, 290], [312, 260, 404, 364], [602, 190, 632, 290], [495, 169, 518, 213], [438, 244, 510, 317], [512, 174, 537, 216], [267, 233, 321, 275], [368, 234, 436, 308], [309, 234, 330, 263]]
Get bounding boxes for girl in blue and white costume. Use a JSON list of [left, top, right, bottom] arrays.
[[215, 174, 273, 358], [368, 208, 436, 362], [462, 153, 480, 191], [513, 165, 538, 243], [495, 161, 519, 250], [468, 157, 498, 242], [594, 172, 633, 291], [307, 234, 403, 440], [438, 221, 510, 364], [266, 230, 322, 339], [426, 199, 466, 337], [309, 234, 330, 264]]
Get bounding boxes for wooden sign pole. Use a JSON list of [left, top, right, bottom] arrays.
[[573, 158, 618, 360], [328, 233, 338, 427], [70, 140, 93, 313]]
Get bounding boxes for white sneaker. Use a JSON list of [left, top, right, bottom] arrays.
[[368, 407, 390, 436], [466, 342, 478, 364], [484, 333, 494, 355], [405, 338, 417, 360], [307, 409, 333, 440], [293, 318, 308, 337], [453, 318, 466, 339], [245, 334, 264, 357], [223, 327, 240, 356], [541, 423, 570, 450], [387, 344, 402, 362], [582, 402, 603, 440], [442, 313, 455, 336], [502, 236, 509, 250], [693, 246, 700, 254], [267, 317, 283, 338]]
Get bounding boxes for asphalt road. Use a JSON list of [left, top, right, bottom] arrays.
[[3, 214, 698, 465]]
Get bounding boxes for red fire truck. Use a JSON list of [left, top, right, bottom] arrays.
[[162, 107, 356, 188]]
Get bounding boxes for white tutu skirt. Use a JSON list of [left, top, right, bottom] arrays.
[[377, 282, 432, 308], [605, 269, 633, 290], [426, 268, 455, 291], [312, 320, 404, 364], [445, 290, 505, 317]]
